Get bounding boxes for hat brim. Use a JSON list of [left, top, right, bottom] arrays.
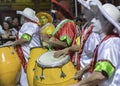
[[78, 0, 91, 10], [117, 6, 120, 10], [90, 3, 120, 33], [17, 10, 39, 23], [97, 4, 120, 32], [36, 12, 53, 23], [51, 0, 74, 20]]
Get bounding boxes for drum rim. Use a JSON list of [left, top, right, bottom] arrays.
[[30, 46, 48, 50], [36, 52, 70, 68], [0, 45, 13, 48]]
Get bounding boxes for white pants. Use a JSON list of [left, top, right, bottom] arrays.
[[20, 66, 28, 86]]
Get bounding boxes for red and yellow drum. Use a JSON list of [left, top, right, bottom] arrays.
[[27, 47, 48, 86], [33, 51, 77, 86], [0, 46, 21, 86]]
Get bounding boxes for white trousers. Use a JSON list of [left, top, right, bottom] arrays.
[[20, 66, 28, 86]]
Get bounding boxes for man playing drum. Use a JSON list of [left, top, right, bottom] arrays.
[[4, 8, 41, 86], [26, 12, 55, 86], [42, 0, 77, 51], [70, 1, 120, 86], [54, 0, 101, 78], [36, 12, 55, 47]]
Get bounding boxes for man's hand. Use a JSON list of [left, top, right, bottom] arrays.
[[74, 70, 84, 80], [54, 48, 69, 58], [40, 33, 50, 42]]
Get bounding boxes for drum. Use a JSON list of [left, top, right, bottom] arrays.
[[33, 51, 77, 86], [0, 46, 21, 86], [27, 47, 48, 86]]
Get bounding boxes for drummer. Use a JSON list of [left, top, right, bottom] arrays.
[[4, 8, 41, 86], [42, 0, 77, 51], [36, 12, 55, 47], [54, 0, 101, 73], [70, 2, 120, 86]]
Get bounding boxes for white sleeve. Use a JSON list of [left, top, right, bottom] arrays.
[[21, 23, 39, 36], [84, 32, 100, 58]]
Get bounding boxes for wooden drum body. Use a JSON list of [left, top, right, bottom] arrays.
[[0, 46, 21, 86], [34, 51, 77, 86], [27, 47, 48, 86]]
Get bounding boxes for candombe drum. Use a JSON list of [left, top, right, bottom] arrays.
[[27, 47, 48, 86], [33, 51, 77, 86], [0, 46, 21, 86]]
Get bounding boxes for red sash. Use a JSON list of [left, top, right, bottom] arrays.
[[77, 25, 93, 70], [15, 31, 27, 72]]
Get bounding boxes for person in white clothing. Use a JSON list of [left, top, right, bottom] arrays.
[[4, 8, 41, 86], [76, 0, 101, 76], [54, 0, 101, 79], [70, 1, 120, 86]]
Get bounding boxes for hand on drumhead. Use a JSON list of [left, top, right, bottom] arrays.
[[54, 48, 69, 58], [74, 70, 83, 80]]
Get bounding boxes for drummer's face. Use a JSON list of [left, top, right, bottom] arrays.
[[39, 16, 49, 26], [91, 12, 107, 34]]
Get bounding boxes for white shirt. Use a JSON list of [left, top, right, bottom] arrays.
[[18, 22, 41, 62], [80, 26, 100, 78], [97, 37, 120, 86]]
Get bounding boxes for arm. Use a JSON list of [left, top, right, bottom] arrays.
[[13, 38, 28, 46], [4, 38, 28, 47], [74, 64, 91, 80], [73, 60, 115, 86], [77, 71, 106, 86], [45, 39, 68, 48], [54, 45, 79, 58], [41, 32, 67, 48], [4, 33, 31, 46], [69, 45, 79, 52]]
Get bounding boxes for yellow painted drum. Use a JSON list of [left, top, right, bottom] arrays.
[[34, 51, 77, 86], [27, 47, 48, 86], [0, 46, 21, 86]]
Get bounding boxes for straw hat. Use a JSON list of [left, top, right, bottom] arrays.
[[89, 2, 120, 32], [17, 8, 39, 23], [36, 12, 53, 23], [51, 0, 74, 20]]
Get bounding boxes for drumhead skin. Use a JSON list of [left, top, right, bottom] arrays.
[[37, 51, 70, 68]]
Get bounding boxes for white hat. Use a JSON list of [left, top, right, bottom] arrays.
[[17, 8, 39, 23], [90, 3, 120, 33], [77, 0, 102, 10], [4, 16, 11, 21], [117, 6, 120, 10], [77, 0, 90, 10]]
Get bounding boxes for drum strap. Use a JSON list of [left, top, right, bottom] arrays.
[[16, 30, 27, 72]]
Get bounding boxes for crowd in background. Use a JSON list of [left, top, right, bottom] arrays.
[[0, 13, 85, 45], [0, 16, 21, 44]]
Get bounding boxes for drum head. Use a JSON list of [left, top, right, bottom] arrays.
[[37, 51, 70, 68]]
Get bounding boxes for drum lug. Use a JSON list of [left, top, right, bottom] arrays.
[[60, 68, 66, 78], [40, 68, 45, 81]]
